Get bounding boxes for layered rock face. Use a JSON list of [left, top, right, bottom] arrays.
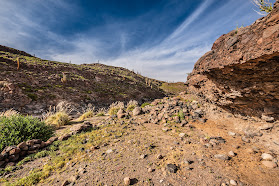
[[187, 1, 279, 120]]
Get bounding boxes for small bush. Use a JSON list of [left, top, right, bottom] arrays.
[[108, 107, 120, 116], [78, 110, 94, 121], [178, 110, 185, 120], [126, 105, 136, 112], [0, 115, 54, 152], [96, 108, 106, 116], [108, 102, 124, 116], [78, 105, 95, 121], [45, 111, 70, 128]]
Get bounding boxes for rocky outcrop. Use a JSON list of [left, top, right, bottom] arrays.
[[187, 1, 279, 120]]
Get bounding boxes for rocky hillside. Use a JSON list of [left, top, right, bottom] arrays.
[[187, 1, 279, 121], [1, 93, 279, 185], [0, 45, 165, 114]]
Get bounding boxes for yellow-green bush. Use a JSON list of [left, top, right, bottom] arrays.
[[78, 109, 94, 121], [45, 111, 70, 128]]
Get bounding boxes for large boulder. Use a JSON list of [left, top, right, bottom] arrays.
[[187, 1, 279, 120]]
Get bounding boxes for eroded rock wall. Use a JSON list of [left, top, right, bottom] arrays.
[[187, 1, 279, 120]]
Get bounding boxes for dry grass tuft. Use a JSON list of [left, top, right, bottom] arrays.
[[45, 111, 70, 128], [126, 100, 138, 112], [108, 101, 124, 116], [78, 105, 95, 121], [0, 109, 19, 117]]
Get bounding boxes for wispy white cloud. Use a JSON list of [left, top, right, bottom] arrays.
[[0, 0, 273, 82]]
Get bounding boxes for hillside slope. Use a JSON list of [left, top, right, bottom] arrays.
[[0, 45, 165, 114]]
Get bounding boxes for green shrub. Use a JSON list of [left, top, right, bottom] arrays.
[[178, 110, 185, 120], [0, 115, 54, 152]]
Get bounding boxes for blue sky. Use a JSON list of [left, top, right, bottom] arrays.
[[0, 0, 275, 81]]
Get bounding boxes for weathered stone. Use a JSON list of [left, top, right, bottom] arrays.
[[166, 164, 178, 173], [261, 153, 274, 160], [59, 133, 72, 141], [6, 162, 16, 167], [0, 161, 5, 167], [179, 133, 186, 138], [17, 142, 27, 150], [230, 180, 237, 186], [40, 141, 47, 148], [0, 154, 3, 161], [259, 123, 274, 130], [47, 136, 58, 143], [261, 161, 278, 168], [228, 151, 236, 157], [162, 127, 171, 132], [61, 180, 71, 186], [70, 123, 92, 134], [228, 131, 236, 136], [132, 107, 142, 116], [9, 147, 21, 155], [261, 115, 275, 122], [124, 177, 131, 185], [214, 154, 229, 160], [9, 154, 19, 162]]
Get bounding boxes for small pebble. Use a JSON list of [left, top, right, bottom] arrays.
[[228, 151, 236, 157], [230, 179, 237, 185], [124, 177, 131, 185], [261, 153, 273, 160], [261, 161, 277, 168]]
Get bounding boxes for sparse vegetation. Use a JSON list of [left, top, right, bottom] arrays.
[[126, 100, 138, 112], [108, 101, 125, 116], [251, 0, 273, 15], [96, 108, 106, 116], [45, 111, 70, 128], [78, 104, 95, 121], [0, 109, 19, 117], [141, 102, 150, 108], [0, 115, 54, 152]]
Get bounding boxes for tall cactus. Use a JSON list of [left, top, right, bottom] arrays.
[[16, 57, 20, 70]]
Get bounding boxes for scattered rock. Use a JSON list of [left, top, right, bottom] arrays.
[[261, 115, 275, 123], [59, 134, 72, 141], [261, 153, 274, 160], [228, 151, 236, 157], [106, 149, 113, 154], [148, 168, 154, 173], [261, 161, 277, 168], [179, 133, 186, 138], [228, 131, 236, 136], [61, 180, 71, 186], [241, 136, 250, 143], [166, 164, 178, 173], [140, 154, 147, 159], [258, 123, 274, 130], [132, 107, 142, 116], [230, 179, 237, 185], [157, 154, 163, 159], [124, 177, 131, 185], [162, 127, 171, 132], [214, 154, 229, 160]]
